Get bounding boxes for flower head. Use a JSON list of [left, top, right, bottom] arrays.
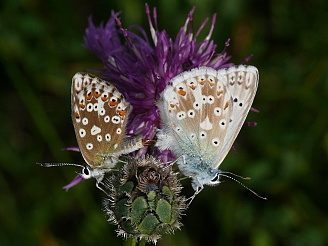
[[102, 156, 186, 244]]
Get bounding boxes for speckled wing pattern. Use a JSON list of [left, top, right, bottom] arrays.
[[156, 65, 258, 181], [71, 72, 143, 172]]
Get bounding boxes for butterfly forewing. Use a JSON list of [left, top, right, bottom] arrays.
[[215, 65, 259, 167], [71, 72, 131, 168], [158, 67, 234, 164]]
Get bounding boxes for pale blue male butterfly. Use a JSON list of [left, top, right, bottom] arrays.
[[156, 65, 259, 202]]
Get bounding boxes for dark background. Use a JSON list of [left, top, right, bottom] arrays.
[[1, 0, 327, 245]]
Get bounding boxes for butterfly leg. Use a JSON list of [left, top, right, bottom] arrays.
[[186, 186, 203, 206], [96, 181, 109, 196]]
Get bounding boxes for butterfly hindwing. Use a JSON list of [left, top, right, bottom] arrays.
[[71, 72, 131, 169]]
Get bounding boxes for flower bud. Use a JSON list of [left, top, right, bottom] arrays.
[[102, 156, 186, 244]]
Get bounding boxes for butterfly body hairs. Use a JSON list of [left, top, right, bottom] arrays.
[[156, 65, 259, 200], [39, 72, 146, 187]]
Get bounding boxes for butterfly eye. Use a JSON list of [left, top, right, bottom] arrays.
[[210, 173, 220, 183], [80, 167, 91, 179]]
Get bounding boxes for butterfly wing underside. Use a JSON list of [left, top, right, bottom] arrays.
[[71, 72, 132, 169], [157, 67, 232, 166], [215, 65, 258, 168], [157, 65, 258, 171]]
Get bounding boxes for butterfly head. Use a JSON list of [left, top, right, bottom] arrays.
[[77, 165, 105, 184], [191, 167, 222, 191]]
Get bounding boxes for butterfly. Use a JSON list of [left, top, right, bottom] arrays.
[[156, 65, 259, 201], [39, 72, 151, 188]]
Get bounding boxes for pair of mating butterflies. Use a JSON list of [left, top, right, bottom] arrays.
[[40, 65, 259, 197]]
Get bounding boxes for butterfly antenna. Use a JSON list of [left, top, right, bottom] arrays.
[[37, 162, 85, 168], [220, 173, 267, 200], [220, 171, 251, 180]]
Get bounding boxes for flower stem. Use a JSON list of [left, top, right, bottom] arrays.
[[129, 238, 136, 246], [138, 239, 146, 246]]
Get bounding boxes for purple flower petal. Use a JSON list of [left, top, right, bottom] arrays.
[[83, 5, 234, 160], [63, 175, 85, 191]]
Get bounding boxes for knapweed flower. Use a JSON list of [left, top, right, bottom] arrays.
[[102, 156, 186, 244], [83, 4, 234, 158]]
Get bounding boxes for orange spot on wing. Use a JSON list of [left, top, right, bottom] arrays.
[[117, 110, 125, 117], [86, 92, 92, 100], [110, 100, 118, 107], [101, 96, 108, 101], [217, 90, 223, 96], [79, 104, 85, 109], [75, 112, 80, 119], [190, 85, 196, 90], [178, 89, 186, 96], [224, 101, 229, 110], [94, 91, 101, 98], [169, 103, 175, 108]]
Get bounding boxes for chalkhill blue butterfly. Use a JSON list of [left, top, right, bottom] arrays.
[[156, 65, 259, 202], [39, 72, 150, 189]]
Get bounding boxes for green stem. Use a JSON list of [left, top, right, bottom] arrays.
[[130, 238, 136, 246], [128, 238, 146, 246], [138, 238, 146, 246]]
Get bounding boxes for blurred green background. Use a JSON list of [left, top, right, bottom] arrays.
[[1, 0, 327, 245]]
